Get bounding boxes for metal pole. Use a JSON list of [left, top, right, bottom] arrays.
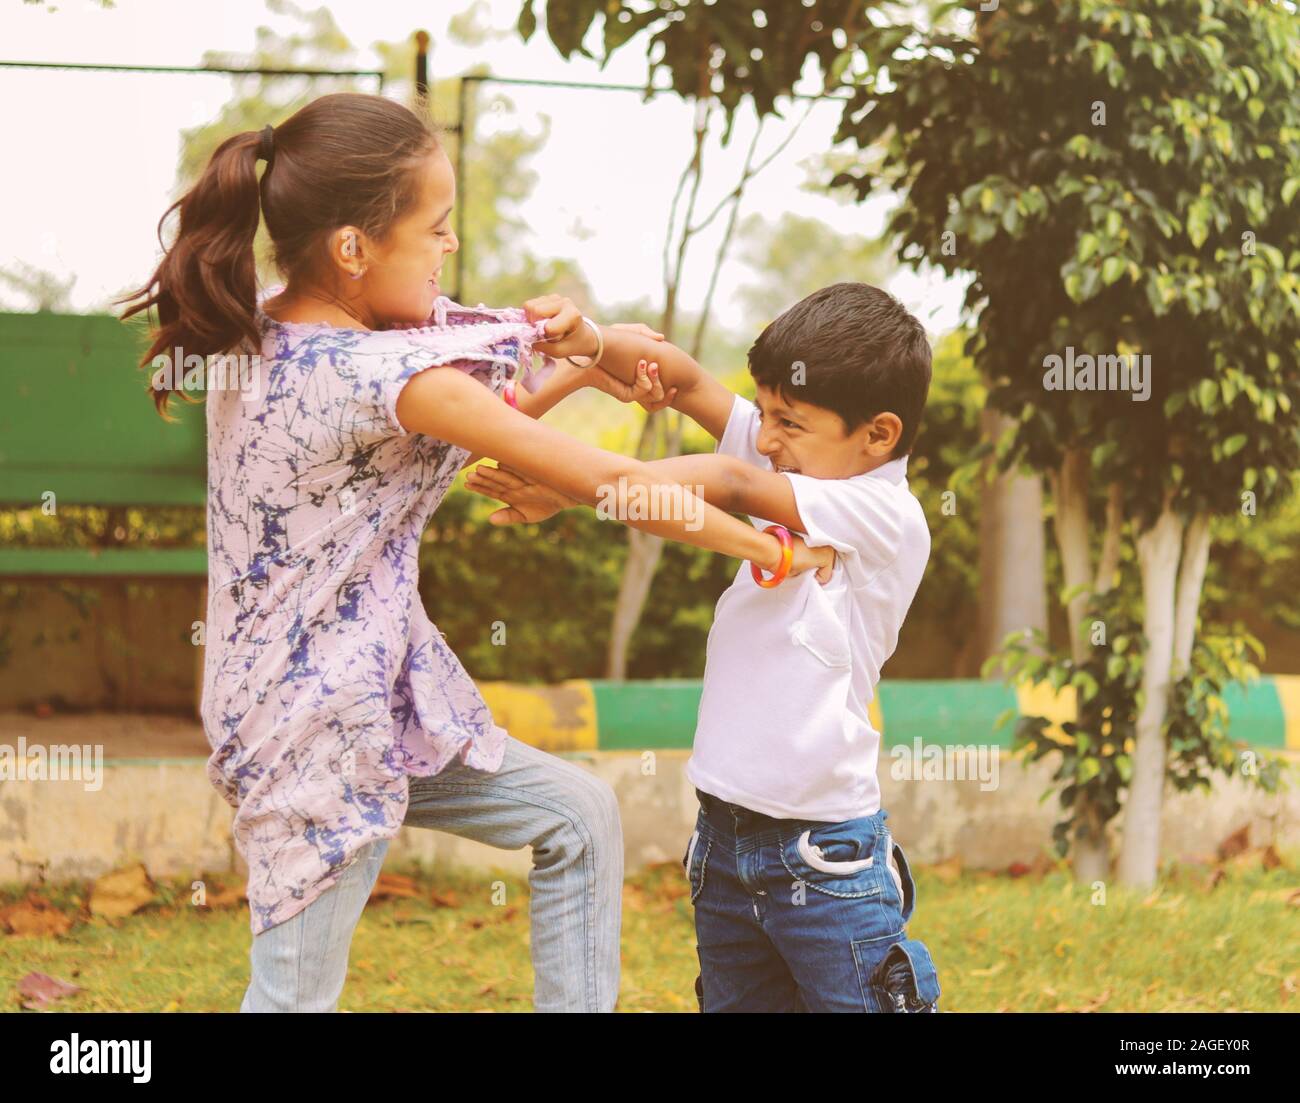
[[414, 30, 429, 105], [453, 75, 469, 305]]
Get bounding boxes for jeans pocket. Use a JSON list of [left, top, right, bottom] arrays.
[[884, 834, 916, 924], [682, 829, 711, 904], [866, 937, 942, 1013], [779, 819, 884, 899]]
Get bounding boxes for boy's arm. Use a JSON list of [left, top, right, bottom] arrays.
[[596, 327, 736, 441], [461, 356, 667, 468], [526, 296, 734, 439]]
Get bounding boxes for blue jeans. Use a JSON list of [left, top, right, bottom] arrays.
[[239, 734, 624, 1012], [684, 788, 940, 1012]]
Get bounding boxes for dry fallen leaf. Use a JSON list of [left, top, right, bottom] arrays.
[[1081, 988, 1112, 1012], [205, 885, 246, 909], [368, 873, 420, 901], [17, 971, 81, 1011], [0, 895, 74, 938], [429, 889, 461, 909], [1217, 824, 1250, 861], [88, 864, 156, 919]]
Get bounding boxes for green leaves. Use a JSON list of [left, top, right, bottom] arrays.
[[1221, 433, 1248, 458], [1186, 198, 1212, 249], [1101, 255, 1128, 286]]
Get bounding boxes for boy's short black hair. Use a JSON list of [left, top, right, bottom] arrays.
[[746, 283, 932, 457]]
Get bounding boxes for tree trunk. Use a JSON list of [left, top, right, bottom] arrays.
[[1045, 449, 1112, 881], [1171, 512, 1211, 678], [976, 410, 1047, 671], [1094, 482, 1123, 594], [1118, 499, 1185, 888], [1050, 447, 1092, 664], [605, 527, 667, 679]]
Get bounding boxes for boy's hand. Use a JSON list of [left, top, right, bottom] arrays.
[[789, 536, 837, 585], [465, 462, 580, 525]]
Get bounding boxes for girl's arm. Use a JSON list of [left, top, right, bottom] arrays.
[[459, 361, 588, 468], [468, 453, 810, 536], [396, 365, 830, 578], [461, 334, 669, 467]]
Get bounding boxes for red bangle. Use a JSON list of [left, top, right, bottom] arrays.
[[502, 380, 519, 409], [751, 524, 793, 588]]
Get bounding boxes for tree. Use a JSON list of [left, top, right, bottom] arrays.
[[518, 0, 1300, 885], [734, 210, 894, 331], [830, 0, 1300, 885], [522, 0, 885, 678], [0, 262, 76, 312]]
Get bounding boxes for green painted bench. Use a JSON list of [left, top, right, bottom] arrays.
[[0, 311, 207, 576]]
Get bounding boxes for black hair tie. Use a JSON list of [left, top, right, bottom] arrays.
[[257, 124, 275, 167]]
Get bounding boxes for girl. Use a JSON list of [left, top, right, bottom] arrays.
[[119, 91, 831, 1013]]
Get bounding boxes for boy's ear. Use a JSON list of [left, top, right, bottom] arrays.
[[864, 412, 903, 457]]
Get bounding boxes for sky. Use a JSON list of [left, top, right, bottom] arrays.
[[0, 0, 967, 338]]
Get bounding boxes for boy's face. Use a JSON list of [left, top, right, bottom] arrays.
[[753, 383, 903, 479]]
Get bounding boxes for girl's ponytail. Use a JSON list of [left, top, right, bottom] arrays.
[[122, 93, 442, 419], [118, 128, 266, 418]]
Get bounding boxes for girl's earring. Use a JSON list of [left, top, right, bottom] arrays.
[[350, 266, 366, 281]]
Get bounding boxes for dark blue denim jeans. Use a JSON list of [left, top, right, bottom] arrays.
[[684, 788, 940, 1013]]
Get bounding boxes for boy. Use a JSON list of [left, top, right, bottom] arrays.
[[467, 283, 941, 1013]]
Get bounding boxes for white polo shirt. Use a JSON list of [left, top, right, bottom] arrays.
[[686, 394, 931, 822]]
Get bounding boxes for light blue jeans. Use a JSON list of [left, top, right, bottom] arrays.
[[239, 734, 624, 1012]]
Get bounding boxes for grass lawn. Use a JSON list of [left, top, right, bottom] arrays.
[[2, 854, 1296, 1012]]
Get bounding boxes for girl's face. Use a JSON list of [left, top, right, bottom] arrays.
[[353, 147, 459, 326]]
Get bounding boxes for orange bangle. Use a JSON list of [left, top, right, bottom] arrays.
[[502, 380, 519, 409], [751, 525, 793, 588]]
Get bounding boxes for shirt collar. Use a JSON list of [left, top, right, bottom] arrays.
[[866, 455, 908, 485]]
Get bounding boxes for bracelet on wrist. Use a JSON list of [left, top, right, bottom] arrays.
[[751, 524, 793, 588], [567, 317, 604, 368]]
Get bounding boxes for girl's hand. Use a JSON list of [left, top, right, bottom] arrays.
[[586, 358, 678, 412], [788, 535, 837, 584], [524, 294, 595, 360], [465, 462, 579, 525], [571, 322, 674, 409], [607, 321, 664, 342]]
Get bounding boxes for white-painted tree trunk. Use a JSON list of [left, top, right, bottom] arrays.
[[1118, 501, 1185, 888], [605, 527, 666, 680], [1172, 513, 1212, 678], [1049, 448, 1092, 664]]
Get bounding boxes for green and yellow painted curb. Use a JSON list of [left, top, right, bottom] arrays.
[[477, 676, 1300, 754]]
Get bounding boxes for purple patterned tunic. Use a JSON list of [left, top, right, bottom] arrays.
[[200, 287, 553, 933]]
